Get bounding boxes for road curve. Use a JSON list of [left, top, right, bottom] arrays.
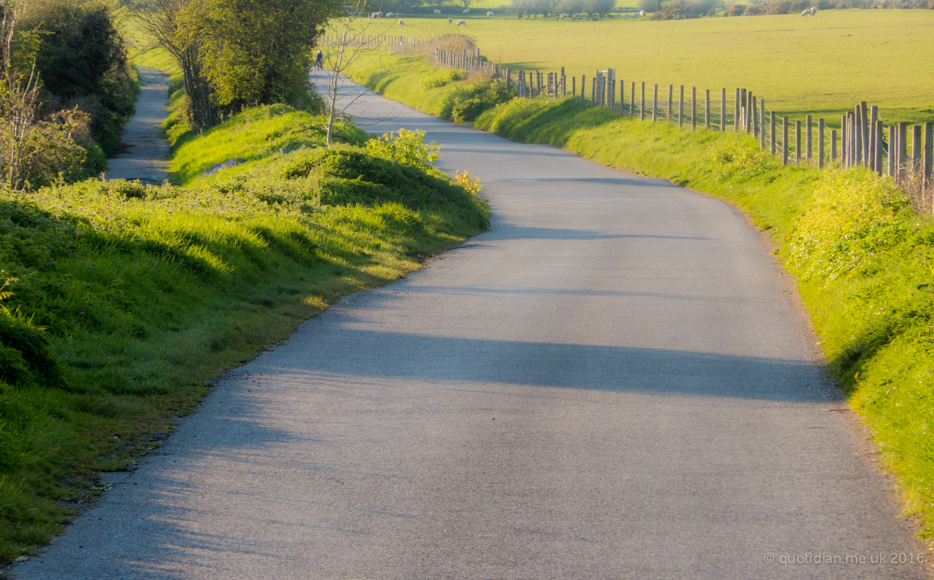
[[13, 74, 929, 579]]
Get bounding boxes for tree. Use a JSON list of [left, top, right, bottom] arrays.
[[585, 0, 615, 15], [177, 0, 336, 114], [138, 0, 217, 128], [558, 0, 585, 15], [319, 0, 393, 146], [25, 2, 136, 155], [0, 0, 86, 190]]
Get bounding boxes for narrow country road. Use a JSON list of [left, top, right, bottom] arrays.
[[12, 75, 930, 579], [104, 67, 170, 184]]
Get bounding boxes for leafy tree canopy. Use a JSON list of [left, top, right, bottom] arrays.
[[178, 0, 337, 112]]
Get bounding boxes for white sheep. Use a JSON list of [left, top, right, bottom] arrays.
[[448, 17, 453, 23], [386, 12, 394, 17], [433, 8, 441, 14], [462, 8, 470, 13], [639, 9, 645, 15], [398, 19, 405, 24], [487, 10, 494, 16], [456, 18, 466, 25], [801, 6, 816, 14], [370, 11, 382, 18]]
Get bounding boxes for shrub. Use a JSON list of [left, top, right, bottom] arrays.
[[365, 129, 440, 171], [419, 69, 468, 90], [26, 2, 138, 157]]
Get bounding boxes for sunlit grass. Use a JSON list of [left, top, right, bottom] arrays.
[[0, 104, 488, 562]]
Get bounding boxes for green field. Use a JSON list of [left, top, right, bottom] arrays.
[[339, 9, 934, 124]]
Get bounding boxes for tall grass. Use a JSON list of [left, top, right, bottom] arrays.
[[350, 52, 934, 540], [0, 105, 488, 562]]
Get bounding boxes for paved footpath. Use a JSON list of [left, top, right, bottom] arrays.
[[104, 67, 170, 184], [13, 74, 930, 579]]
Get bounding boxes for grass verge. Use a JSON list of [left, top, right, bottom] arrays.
[[349, 50, 934, 541], [0, 104, 488, 562]]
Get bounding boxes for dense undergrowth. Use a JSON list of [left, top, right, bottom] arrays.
[[350, 51, 934, 539], [0, 105, 488, 562]]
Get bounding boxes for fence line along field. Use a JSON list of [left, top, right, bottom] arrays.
[[332, 9, 934, 124]]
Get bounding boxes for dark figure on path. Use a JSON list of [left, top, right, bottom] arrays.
[[315, 50, 324, 70]]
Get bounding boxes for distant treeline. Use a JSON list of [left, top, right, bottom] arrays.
[[645, 0, 932, 18]]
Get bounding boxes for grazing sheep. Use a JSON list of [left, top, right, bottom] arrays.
[[801, 6, 816, 14], [487, 10, 494, 16], [462, 8, 470, 13], [456, 18, 466, 25], [370, 11, 382, 18], [448, 17, 453, 22], [433, 8, 441, 13], [386, 12, 394, 17], [639, 9, 645, 15], [399, 19, 405, 24]]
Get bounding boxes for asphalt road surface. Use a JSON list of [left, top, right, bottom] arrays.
[[13, 74, 930, 579], [104, 67, 169, 184]]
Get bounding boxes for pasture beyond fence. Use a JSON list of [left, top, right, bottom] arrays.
[[323, 34, 934, 206]]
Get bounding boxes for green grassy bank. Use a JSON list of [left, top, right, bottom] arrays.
[[350, 52, 934, 540], [0, 105, 488, 562]]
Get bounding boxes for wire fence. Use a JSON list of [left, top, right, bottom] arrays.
[[322, 34, 934, 208]]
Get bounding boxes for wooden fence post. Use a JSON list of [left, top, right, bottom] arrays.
[[888, 125, 896, 177], [705, 89, 711, 130], [925, 122, 934, 191], [692, 87, 697, 130], [759, 99, 765, 148], [561, 67, 566, 96], [898, 122, 908, 181], [795, 120, 801, 165], [608, 68, 615, 107], [734, 88, 740, 132], [581, 75, 586, 105], [653, 84, 659, 122], [782, 117, 789, 167], [747, 94, 754, 135], [770, 111, 776, 155], [679, 85, 684, 128], [818, 118, 825, 169], [912, 125, 923, 178], [854, 107, 863, 167], [720, 88, 726, 132], [667, 85, 673, 123], [591, 76, 596, 106], [620, 80, 625, 114], [860, 101, 870, 167], [831, 129, 837, 164], [843, 113, 849, 168], [869, 105, 879, 172], [806, 115, 812, 162], [631, 81, 640, 119], [640, 82, 646, 121], [875, 120, 884, 176]]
